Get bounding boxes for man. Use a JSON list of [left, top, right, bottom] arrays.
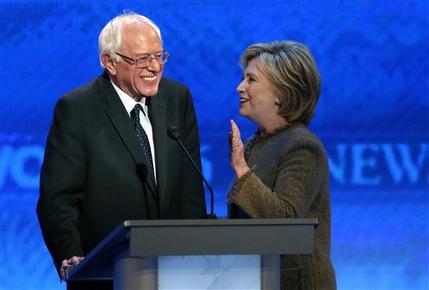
[[37, 12, 207, 289]]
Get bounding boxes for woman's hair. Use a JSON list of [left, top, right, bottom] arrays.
[[98, 12, 162, 68], [240, 40, 321, 125]]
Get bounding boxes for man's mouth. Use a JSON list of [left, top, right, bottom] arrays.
[[141, 76, 157, 82]]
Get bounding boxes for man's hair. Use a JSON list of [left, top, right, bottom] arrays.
[[240, 40, 321, 125], [98, 12, 162, 68]]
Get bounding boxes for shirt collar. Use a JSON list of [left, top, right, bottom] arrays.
[[110, 79, 147, 116]]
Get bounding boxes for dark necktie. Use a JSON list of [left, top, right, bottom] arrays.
[[130, 104, 156, 187]]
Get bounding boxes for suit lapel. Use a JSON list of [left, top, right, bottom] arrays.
[[148, 92, 169, 216], [97, 74, 146, 166], [97, 73, 169, 217]]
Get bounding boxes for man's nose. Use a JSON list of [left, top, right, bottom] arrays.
[[147, 58, 161, 71]]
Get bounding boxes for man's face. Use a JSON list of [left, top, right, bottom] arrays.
[[108, 22, 164, 99]]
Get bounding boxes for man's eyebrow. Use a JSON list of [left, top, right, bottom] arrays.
[[136, 51, 163, 57]]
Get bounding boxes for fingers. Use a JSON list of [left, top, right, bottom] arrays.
[[60, 259, 69, 279], [230, 119, 241, 140], [60, 256, 85, 279], [69, 256, 84, 265], [230, 119, 236, 129], [228, 120, 250, 177], [229, 119, 242, 150], [228, 120, 235, 150]]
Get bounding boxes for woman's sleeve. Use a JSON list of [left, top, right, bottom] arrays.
[[227, 142, 326, 218]]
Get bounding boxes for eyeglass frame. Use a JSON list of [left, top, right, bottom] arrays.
[[115, 51, 170, 68]]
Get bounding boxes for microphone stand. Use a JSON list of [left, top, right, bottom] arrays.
[[168, 127, 216, 219]]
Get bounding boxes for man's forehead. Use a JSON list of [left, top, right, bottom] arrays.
[[121, 23, 162, 51], [123, 21, 157, 35]]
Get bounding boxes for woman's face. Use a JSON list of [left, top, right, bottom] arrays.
[[236, 58, 279, 124]]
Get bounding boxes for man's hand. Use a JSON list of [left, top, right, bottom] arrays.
[[60, 256, 84, 280], [229, 120, 250, 178]]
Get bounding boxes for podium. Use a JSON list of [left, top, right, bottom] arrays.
[[67, 219, 318, 290]]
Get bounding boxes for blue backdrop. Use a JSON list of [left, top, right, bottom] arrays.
[[0, 1, 428, 289]]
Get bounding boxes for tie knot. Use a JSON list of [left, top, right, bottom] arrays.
[[131, 104, 145, 119], [134, 103, 144, 113]]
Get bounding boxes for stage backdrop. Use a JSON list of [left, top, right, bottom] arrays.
[[0, 1, 428, 289]]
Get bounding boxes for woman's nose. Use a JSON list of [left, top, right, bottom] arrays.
[[236, 80, 246, 93]]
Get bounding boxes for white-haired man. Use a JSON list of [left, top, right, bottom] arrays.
[[37, 12, 207, 290]]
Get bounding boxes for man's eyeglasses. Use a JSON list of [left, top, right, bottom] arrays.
[[116, 51, 170, 68]]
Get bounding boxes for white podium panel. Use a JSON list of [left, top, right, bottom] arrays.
[[158, 255, 260, 290]]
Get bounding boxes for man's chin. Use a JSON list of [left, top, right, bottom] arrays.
[[138, 80, 161, 97], [139, 88, 159, 97]]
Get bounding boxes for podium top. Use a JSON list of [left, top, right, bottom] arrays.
[[111, 218, 318, 255], [67, 218, 318, 280], [122, 218, 318, 227]]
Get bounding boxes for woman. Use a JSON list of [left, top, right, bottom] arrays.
[[228, 41, 336, 290]]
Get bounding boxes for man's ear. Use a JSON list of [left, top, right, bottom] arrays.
[[101, 53, 117, 75]]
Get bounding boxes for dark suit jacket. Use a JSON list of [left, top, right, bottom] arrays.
[[37, 73, 207, 272]]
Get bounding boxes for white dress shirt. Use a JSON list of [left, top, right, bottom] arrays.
[[110, 80, 157, 182]]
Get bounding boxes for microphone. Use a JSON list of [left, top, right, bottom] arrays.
[[136, 163, 160, 219], [136, 163, 147, 181], [167, 126, 216, 219]]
